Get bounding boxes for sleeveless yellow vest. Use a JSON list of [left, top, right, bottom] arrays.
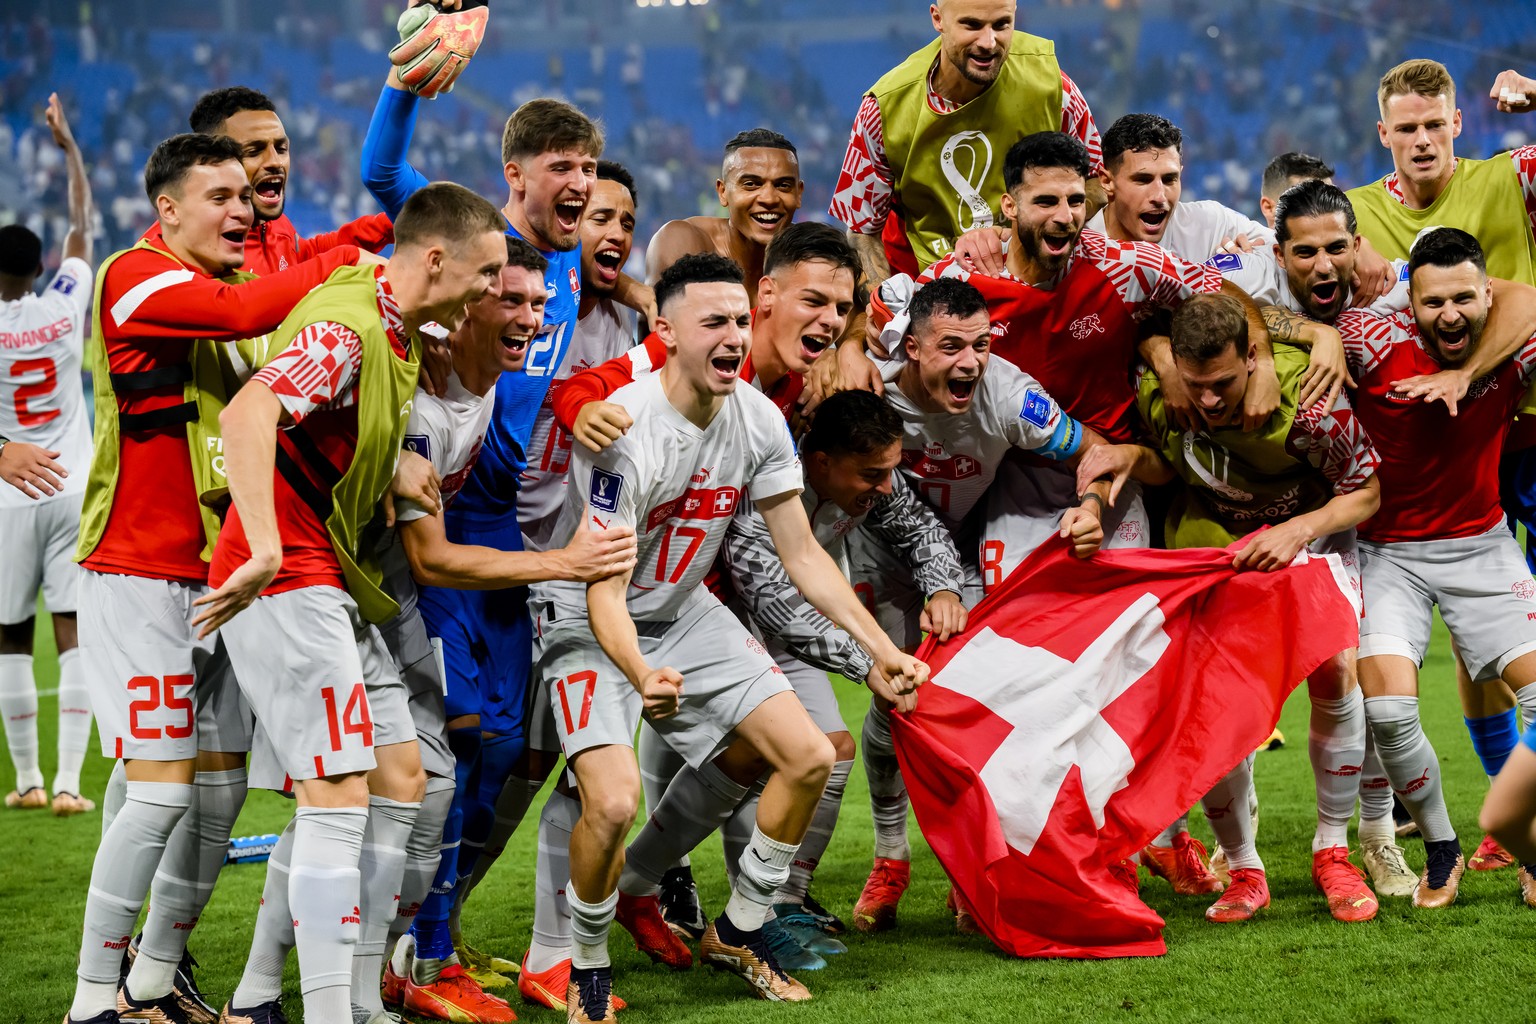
[[1348, 157, 1536, 285], [264, 264, 421, 623], [871, 32, 1062, 271], [76, 241, 272, 564], [1139, 343, 1331, 549]]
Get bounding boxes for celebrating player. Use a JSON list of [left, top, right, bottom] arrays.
[[0, 93, 95, 818]]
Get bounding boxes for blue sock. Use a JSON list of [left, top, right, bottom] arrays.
[[411, 728, 481, 962], [456, 731, 526, 894], [1465, 710, 1520, 777]]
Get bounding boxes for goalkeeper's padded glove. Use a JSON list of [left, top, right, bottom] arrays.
[[390, 2, 489, 98]]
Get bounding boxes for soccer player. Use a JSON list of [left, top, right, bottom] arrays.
[[0, 93, 94, 817], [647, 128, 802, 304], [64, 131, 373, 1024], [189, 85, 394, 275], [535, 253, 925, 1020], [1083, 291, 1385, 923], [829, 0, 1102, 283], [1330, 228, 1536, 909], [193, 182, 508, 1024], [1260, 152, 1336, 229]]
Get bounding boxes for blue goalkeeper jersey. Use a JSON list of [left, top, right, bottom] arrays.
[[362, 86, 582, 525]]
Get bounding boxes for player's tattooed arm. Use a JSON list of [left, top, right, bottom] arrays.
[[1390, 278, 1536, 415], [850, 230, 893, 293], [1260, 305, 1354, 411]]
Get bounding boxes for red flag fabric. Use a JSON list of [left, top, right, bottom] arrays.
[[890, 533, 1360, 958]]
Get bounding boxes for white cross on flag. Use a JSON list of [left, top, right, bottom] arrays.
[[890, 534, 1359, 958]]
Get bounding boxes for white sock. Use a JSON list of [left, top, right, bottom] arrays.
[[567, 885, 617, 971], [620, 762, 748, 896], [464, 772, 543, 897], [1154, 814, 1190, 847], [232, 821, 295, 1010], [0, 653, 41, 793], [54, 647, 92, 797], [1309, 689, 1366, 853], [528, 790, 579, 974], [1366, 695, 1455, 843], [354, 796, 418, 1017], [1203, 756, 1263, 871], [393, 776, 453, 947], [290, 805, 368, 1024], [724, 825, 797, 932]]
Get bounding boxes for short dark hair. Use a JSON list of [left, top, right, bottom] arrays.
[[1409, 226, 1487, 278], [144, 133, 245, 202], [501, 98, 603, 165], [1102, 113, 1183, 170], [189, 86, 277, 134], [505, 236, 548, 276], [655, 252, 744, 313], [909, 278, 988, 334], [1171, 293, 1248, 362], [1003, 132, 1090, 191], [1261, 152, 1335, 200], [763, 222, 859, 280], [801, 390, 902, 458], [0, 225, 43, 278], [724, 127, 797, 158], [1274, 179, 1357, 245], [393, 182, 507, 251], [597, 160, 638, 205]]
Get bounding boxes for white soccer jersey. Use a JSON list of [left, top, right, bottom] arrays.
[[1089, 199, 1273, 263], [881, 355, 1079, 528], [537, 372, 802, 624], [0, 257, 92, 509], [519, 298, 635, 550], [1210, 249, 1411, 314]]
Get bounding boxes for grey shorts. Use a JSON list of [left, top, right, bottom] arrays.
[[847, 528, 982, 653], [225, 586, 413, 785], [80, 569, 251, 761], [533, 593, 793, 769], [1359, 525, 1536, 682], [0, 492, 83, 621], [766, 638, 848, 736], [377, 606, 454, 780]]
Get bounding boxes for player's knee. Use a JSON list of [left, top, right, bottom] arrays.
[[371, 743, 427, 803], [582, 786, 639, 839], [829, 730, 856, 762], [0, 617, 35, 655], [784, 732, 836, 794]]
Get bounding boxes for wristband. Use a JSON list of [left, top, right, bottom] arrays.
[[1074, 492, 1104, 509]]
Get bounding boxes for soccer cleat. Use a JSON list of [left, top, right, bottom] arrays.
[[1412, 838, 1465, 909], [565, 966, 617, 1024], [1392, 796, 1420, 839], [771, 903, 846, 956], [1142, 832, 1223, 895], [615, 891, 694, 970], [1204, 868, 1270, 923], [1260, 727, 1285, 752], [700, 921, 811, 1002], [762, 916, 825, 972], [1209, 846, 1230, 888], [455, 942, 515, 989], [657, 865, 707, 941], [1519, 865, 1536, 908], [1311, 847, 1378, 923], [64, 1014, 121, 1024], [1360, 836, 1417, 898], [1469, 833, 1516, 871], [118, 986, 190, 1024], [852, 857, 910, 933], [352, 1006, 403, 1024], [217, 1001, 289, 1024], [52, 791, 96, 816], [126, 937, 218, 1024], [946, 885, 980, 935], [516, 955, 626, 1013], [382, 959, 408, 1007], [5, 786, 47, 809], [403, 963, 517, 1022], [797, 891, 846, 936]]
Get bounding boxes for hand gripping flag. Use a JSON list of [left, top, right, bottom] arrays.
[[890, 533, 1360, 958]]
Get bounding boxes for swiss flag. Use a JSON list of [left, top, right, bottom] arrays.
[[890, 533, 1360, 958]]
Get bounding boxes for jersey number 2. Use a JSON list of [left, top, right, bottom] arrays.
[[11, 357, 59, 427]]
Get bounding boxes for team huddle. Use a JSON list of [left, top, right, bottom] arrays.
[[7, 1, 1536, 1022]]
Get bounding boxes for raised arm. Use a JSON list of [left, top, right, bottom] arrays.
[[45, 93, 91, 264], [360, 76, 433, 220]]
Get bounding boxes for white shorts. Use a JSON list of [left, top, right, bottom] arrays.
[[1359, 525, 1536, 682], [80, 569, 251, 761], [378, 607, 454, 780], [533, 593, 792, 769], [0, 493, 84, 622], [524, 666, 562, 755], [224, 586, 413, 785], [766, 639, 848, 736], [980, 457, 1149, 593]]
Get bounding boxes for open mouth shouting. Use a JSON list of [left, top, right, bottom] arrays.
[[1137, 208, 1169, 237], [1038, 228, 1076, 260], [253, 173, 285, 215], [1308, 277, 1344, 313], [799, 333, 832, 363], [947, 376, 977, 406], [711, 351, 743, 383], [555, 198, 586, 237], [219, 227, 247, 255], [1433, 320, 1470, 359], [591, 244, 624, 286]]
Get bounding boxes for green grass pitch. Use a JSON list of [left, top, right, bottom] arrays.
[[3, 616, 1531, 1024]]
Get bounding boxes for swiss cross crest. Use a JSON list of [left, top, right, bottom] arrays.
[[1514, 579, 1535, 601], [1070, 314, 1104, 340], [568, 267, 581, 294], [713, 490, 737, 514]]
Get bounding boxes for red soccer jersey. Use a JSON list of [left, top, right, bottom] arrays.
[[241, 212, 394, 277], [84, 229, 358, 583], [210, 268, 412, 596], [550, 327, 804, 432], [1339, 308, 1536, 543]]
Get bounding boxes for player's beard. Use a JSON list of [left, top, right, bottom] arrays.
[[1426, 310, 1488, 366], [946, 42, 1005, 88], [1016, 221, 1077, 276]]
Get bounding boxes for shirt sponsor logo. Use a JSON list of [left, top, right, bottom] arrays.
[[1020, 388, 1053, 427], [590, 467, 624, 512], [645, 485, 740, 530], [902, 447, 980, 481], [403, 434, 432, 461]]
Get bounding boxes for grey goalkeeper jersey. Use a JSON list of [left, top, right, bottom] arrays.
[[721, 471, 963, 682]]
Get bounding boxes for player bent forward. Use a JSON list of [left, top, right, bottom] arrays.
[[1083, 292, 1384, 923], [530, 254, 926, 1023]]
